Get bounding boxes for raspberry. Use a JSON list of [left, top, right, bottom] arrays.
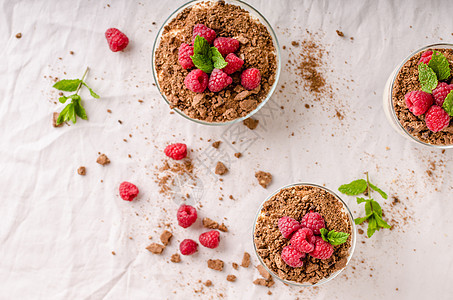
[[213, 37, 240, 57], [281, 245, 305, 268], [199, 230, 220, 249], [208, 69, 233, 92], [180, 239, 198, 255], [164, 143, 187, 160], [278, 216, 302, 239], [105, 28, 129, 52], [425, 105, 450, 132], [309, 236, 334, 260], [432, 82, 453, 106], [223, 53, 244, 75], [184, 69, 209, 93], [177, 204, 197, 228], [290, 228, 316, 253], [192, 24, 216, 44], [119, 181, 139, 201], [404, 91, 434, 116], [178, 43, 194, 69], [300, 211, 325, 235], [419, 50, 433, 65], [240, 68, 261, 90]]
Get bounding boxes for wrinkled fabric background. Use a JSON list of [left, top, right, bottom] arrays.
[[1, 0, 453, 299]]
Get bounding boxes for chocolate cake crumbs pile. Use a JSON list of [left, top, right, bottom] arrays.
[[154, 158, 198, 200], [392, 48, 453, 145], [297, 39, 328, 94], [154, 1, 277, 123], [254, 185, 352, 285]]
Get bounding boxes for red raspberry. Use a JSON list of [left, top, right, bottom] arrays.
[[425, 105, 451, 132], [290, 228, 316, 253], [300, 211, 325, 235], [164, 143, 187, 160], [177, 204, 197, 228], [419, 50, 433, 65], [213, 37, 240, 57], [105, 28, 129, 52], [240, 68, 261, 90], [223, 53, 244, 75], [119, 181, 139, 201], [184, 69, 209, 93], [278, 216, 302, 239], [432, 82, 453, 106], [180, 239, 198, 255], [192, 24, 216, 44], [208, 69, 233, 92], [309, 236, 334, 260], [404, 91, 434, 116], [178, 43, 194, 69], [281, 245, 305, 268], [199, 230, 220, 249]]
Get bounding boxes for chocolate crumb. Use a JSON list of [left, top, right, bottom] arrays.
[[255, 171, 272, 188], [146, 243, 165, 254], [107, 109, 112, 113], [336, 30, 344, 37], [204, 280, 212, 287], [218, 223, 228, 232], [232, 262, 239, 270], [253, 278, 274, 287], [111, 251, 116, 255], [257, 265, 272, 281], [118, 120, 122, 124], [226, 275, 237, 282], [291, 41, 299, 47], [96, 154, 110, 165], [241, 252, 251, 268], [243, 118, 259, 130], [160, 230, 173, 246], [171, 253, 181, 263], [15, 33, 22, 39], [207, 259, 224, 271], [69, 51, 74, 55], [215, 162, 228, 175], [358, 228, 364, 235], [212, 141, 221, 148], [234, 152, 242, 158], [52, 112, 63, 127], [77, 166, 86, 176], [203, 217, 219, 229]]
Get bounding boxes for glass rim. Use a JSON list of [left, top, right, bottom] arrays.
[[252, 182, 357, 287], [387, 43, 453, 149], [151, 0, 281, 126]]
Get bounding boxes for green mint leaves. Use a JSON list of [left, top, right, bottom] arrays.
[[53, 67, 99, 125], [339, 172, 391, 238], [418, 63, 438, 93], [320, 228, 350, 246], [428, 51, 451, 81], [442, 91, 453, 116], [190, 36, 227, 73]]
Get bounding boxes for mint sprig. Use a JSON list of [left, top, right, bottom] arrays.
[[418, 63, 438, 93], [53, 67, 99, 125], [339, 172, 391, 238], [320, 228, 350, 246], [190, 36, 227, 73], [442, 90, 453, 116], [428, 51, 451, 81]]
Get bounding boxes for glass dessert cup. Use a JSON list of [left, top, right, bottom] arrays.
[[252, 183, 357, 287], [382, 43, 453, 149], [151, 0, 281, 126]]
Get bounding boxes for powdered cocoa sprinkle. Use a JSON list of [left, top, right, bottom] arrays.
[[296, 38, 329, 95], [243, 118, 259, 130], [255, 171, 272, 188], [226, 275, 237, 282], [155, 158, 197, 199], [160, 230, 173, 246], [254, 185, 352, 285], [96, 154, 110, 165], [392, 48, 453, 145], [241, 252, 250, 268], [215, 161, 228, 175], [77, 166, 86, 176], [154, 1, 277, 123], [146, 243, 165, 254], [171, 253, 181, 263], [207, 259, 224, 271]]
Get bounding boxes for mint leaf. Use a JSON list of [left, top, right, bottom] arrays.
[[320, 228, 329, 242], [356, 197, 367, 204], [191, 54, 213, 73], [365, 200, 372, 216], [211, 47, 228, 69], [53, 79, 81, 92], [428, 51, 451, 81], [193, 35, 210, 57], [56, 104, 71, 125], [326, 230, 350, 246], [374, 213, 392, 229], [370, 199, 382, 217], [418, 63, 438, 93], [68, 103, 76, 123], [367, 217, 377, 237], [74, 100, 87, 120], [82, 82, 100, 99], [369, 183, 388, 199], [354, 216, 369, 225], [443, 91, 453, 116], [338, 179, 367, 195], [59, 95, 69, 103]]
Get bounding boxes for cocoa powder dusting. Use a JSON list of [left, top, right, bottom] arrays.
[[296, 39, 327, 94]]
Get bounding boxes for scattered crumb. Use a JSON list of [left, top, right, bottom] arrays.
[[218, 223, 228, 232], [204, 280, 212, 287], [207, 259, 224, 271], [241, 252, 250, 268], [69, 51, 74, 55], [203, 217, 219, 229], [226, 275, 237, 282], [257, 265, 272, 281], [160, 230, 173, 246], [15, 33, 22, 39], [255, 171, 272, 188], [232, 263, 239, 270], [336, 30, 344, 37], [253, 278, 274, 287], [215, 162, 228, 175], [146, 243, 165, 254], [77, 166, 86, 176], [111, 251, 116, 255], [107, 109, 112, 113], [234, 152, 242, 158], [170, 253, 181, 263], [243, 118, 259, 130], [96, 154, 110, 165], [212, 141, 221, 148]]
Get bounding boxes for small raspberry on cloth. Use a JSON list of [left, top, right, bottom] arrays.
[[223, 53, 244, 75], [164, 143, 187, 160], [177, 204, 197, 228], [281, 245, 305, 268], [178, 43, 195, 69], [290, 228, 316, 253], [404, 91, 434, 116], [105, 28, 129, 52], [184, 69, 209, 93], [309, 236, 334, 260], [278, 216, 302, 239], [419, 50, 433, 65], [199, 230, 220, 249], [192, 24, 216, 44], [180, 239, 198, 255], [301, 211, 325, 235], [240, 68, 261, 90], [432, 82, 453, 106], [119, 181, 139, 201], [425, 105, 451, 132], [208, 69, 232, 92], [213, 37, 240, 57]]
